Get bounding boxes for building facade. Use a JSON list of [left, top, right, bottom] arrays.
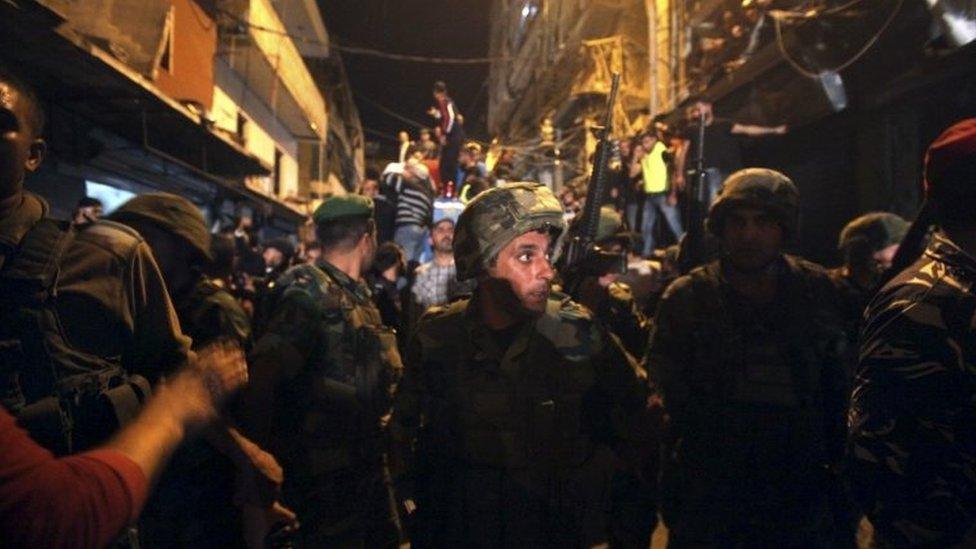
[[1, 0, 362, 235]]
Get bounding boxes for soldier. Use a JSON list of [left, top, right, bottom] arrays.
[[565, 206, 652, 361], [648, 168, 848, 547], [0, 66, 189, 456], [829, 211, 909, 328], [849, 119, 976, 546], [240, 194, 404, 547], [390, 183, 646, 547], [110, 193, 293, 547]]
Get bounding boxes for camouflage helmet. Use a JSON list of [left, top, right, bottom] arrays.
[[568, 205, 626, 245], [454, 182, 566, 281], [110, 192, 212, 263], [838, 212, 909, 253], [707, 168, 799, 236]]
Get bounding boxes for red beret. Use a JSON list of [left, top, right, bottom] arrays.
[[924, 118, 976, 197]]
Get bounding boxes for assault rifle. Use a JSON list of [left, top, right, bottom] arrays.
[[677, 108, 709, 274], [560, 73, 626, 294]]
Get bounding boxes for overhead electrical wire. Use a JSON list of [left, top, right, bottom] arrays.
[[772, 0, 906, 79], [217, 9, 503, 65]]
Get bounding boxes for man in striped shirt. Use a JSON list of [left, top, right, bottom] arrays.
[[391, 158, 434, 264]]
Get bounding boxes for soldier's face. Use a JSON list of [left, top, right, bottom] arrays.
[[722, 207, 784, 272], [873, 243, 899, 271], [0, 80, 44, 201], [488, 230, 555, 314]]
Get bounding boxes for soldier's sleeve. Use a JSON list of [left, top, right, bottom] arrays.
[[125, 240, 192, 381], [646, 277, 699, 436], [238, 287, 322, 444], [849, 297, 976, 546], [810, 276, 850, 466], [603, 282, 652, 361], [189, 291, 253, 351], [388, 312, 434, 503]]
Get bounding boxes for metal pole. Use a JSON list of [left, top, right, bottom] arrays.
[[646, 0, 657, 118]]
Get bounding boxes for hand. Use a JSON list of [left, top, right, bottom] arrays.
[[666, 193, 678, 207], [193, 342, 249, 405], [775, 124, 788, 135], [242, 501, 299, 549], [231, 433, 284, 508], [427, 107, 439, 117], [168, 343, 247, 427], [439, 135, 447, 145], [673, 175, 686, 192]]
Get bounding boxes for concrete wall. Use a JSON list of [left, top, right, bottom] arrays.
[[154, 0, 217, 110]]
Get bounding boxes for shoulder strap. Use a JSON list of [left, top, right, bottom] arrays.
[[1, 218, 76, 291]]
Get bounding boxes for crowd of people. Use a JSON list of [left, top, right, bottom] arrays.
[[3, 61, 976, 549]]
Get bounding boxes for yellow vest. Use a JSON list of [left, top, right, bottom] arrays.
[[641, 141, 669, 194]]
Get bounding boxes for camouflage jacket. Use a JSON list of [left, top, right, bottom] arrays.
[[241, 260, 402, 477], [390, 292, 646, 546], [574, 280, 652, 361], [174, 276, 251, 350], [648, 255, 849, 471], [849, 233, 976, 546]]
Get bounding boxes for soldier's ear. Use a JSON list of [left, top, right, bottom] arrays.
[[25, 138, 45, 173]]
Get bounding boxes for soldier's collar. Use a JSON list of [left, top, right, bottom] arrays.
[[927, 232, 976, 282], [0, 191, 48, 252], [317, 259, 372, 301]]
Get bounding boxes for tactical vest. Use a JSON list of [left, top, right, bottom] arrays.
[[680, 257, 845, 465], [277, 263, 403, 473], [419, 298, 600, 473], [0, 218, 149, 455]]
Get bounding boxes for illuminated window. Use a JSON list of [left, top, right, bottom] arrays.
[[85, 180, 136, 214]]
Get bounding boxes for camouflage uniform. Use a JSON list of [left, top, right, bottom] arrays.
[[828, 212, 910, 331], [391, 184, 647, 547], [649, 170, 849, 547], [110, 193, 254, 548], [566, 206, 652, 361], [0, 191, 190, 455], [849, 233, 976, 546], [241, 195, 403, 547]]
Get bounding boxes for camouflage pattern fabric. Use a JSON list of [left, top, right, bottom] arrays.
[[849, 232, 976, 546], [390, 292, 647, 547], [571, 281, 651, 362], [240, 259, 403, 546], [648, 254, 848, 546], [454, 182, 566, 281], [175, 276, 251, 350]]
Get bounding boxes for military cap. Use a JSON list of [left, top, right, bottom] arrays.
[[454, 182, 566, 281], [110, 192, 212, 262], [312, 194, 374, 224], [707, 168, 799, 236], [924, 118, 976, 198], [838, 212, 909, 253]]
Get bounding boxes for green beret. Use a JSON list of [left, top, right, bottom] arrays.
[[312, 194, 374, 224], [838, 212, 909, 252], [110, 192, 212, 263]]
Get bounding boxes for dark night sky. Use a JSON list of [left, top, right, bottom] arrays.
[[317, 0, 492, 157]]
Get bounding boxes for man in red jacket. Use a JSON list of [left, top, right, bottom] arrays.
[[0, 344, 248, 548]]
